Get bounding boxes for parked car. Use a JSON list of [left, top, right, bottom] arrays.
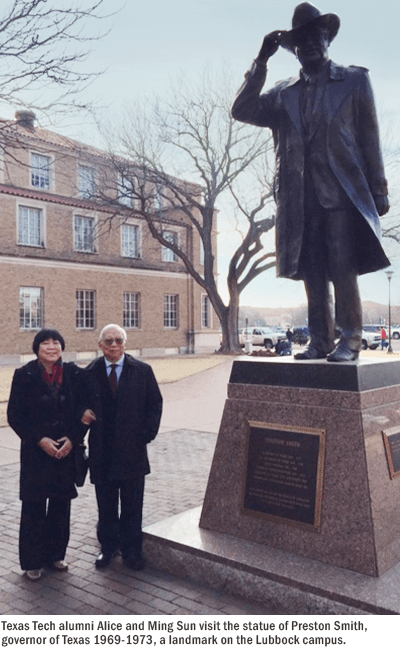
[[286, 324, 380, 350], [391, 325, 400, 340], [361, 326, 381, 350], [239, 327, 287, 349], [363, 324, 384, 333], [293, 326, 309, 345]]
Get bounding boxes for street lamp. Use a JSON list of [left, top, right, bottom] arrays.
[[386, 271, 394, 354]]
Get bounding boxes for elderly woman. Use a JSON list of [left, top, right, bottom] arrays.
[[7, 329, 85, 581]]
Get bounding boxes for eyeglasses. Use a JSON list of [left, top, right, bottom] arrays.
[[103, 338, 124, 346]]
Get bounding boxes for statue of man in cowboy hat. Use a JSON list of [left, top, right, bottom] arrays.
[[232, 2, 390, 362]]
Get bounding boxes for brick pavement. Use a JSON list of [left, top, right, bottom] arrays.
[[0, 360, 276, 616]]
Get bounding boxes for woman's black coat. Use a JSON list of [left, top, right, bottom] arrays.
[[7, 360, 85, 501]]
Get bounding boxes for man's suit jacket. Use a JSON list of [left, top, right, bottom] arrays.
[[84, 354, 163, 484], [231, 60, 390, 279]]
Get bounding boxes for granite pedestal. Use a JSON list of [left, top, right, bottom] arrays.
[[144, 506, 400, 614], [144, 357, 400, 613]]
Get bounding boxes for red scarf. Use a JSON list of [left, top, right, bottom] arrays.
[[42, 358, 64, 386]]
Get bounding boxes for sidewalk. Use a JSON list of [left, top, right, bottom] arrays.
[[0, 358, 274, 616]]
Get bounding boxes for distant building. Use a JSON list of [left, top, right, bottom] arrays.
[[0, 111, 219, 363]]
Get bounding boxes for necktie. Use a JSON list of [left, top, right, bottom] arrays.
[[109, 364, 118, 395], [301, 78, 317, 141]]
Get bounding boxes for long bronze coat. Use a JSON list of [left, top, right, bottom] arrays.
[[231, 60, 390, 279]]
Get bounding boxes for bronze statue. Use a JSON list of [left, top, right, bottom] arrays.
[[232, 3, 390, 362]]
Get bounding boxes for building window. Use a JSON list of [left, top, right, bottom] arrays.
[[78, 165, 96, 199], [121, 224, 140, 258], [123, 292, 140, 329], [119, 175, 135, 208], [164, 294, 179, 328], [18, 206, 44, 247], [20, 287, 43, 330], [0, 147, 4, 183], [202, 294, 212, 328], [31, 153, 51, 190], [154, 184, 165, 211], [76, 290, 96, 329], [74, 215, 96, 252], [162, 230, 178, 262]]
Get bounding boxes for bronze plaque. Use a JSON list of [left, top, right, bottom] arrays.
[[382, 427, 400, 479], [243, 421, 325, 531]]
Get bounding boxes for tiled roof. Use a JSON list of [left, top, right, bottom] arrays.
[[0, 116, 202, 192], [0, 118, 108, 161]]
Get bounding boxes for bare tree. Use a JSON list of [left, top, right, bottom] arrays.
[[101, 70, 277, 353], [0, 0, 109, 118], [376, 116, 400, 253]]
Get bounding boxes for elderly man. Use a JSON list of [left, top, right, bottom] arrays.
[[82, 324, 162, 570], [232, 3, 390, 362]]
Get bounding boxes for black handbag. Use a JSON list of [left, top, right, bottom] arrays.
[[74, 443, 89, 487]]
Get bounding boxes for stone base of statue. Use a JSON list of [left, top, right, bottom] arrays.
[[144, 357, 400, 614]]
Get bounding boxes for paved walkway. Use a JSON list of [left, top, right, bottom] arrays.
[[0, 358, 273, 615]]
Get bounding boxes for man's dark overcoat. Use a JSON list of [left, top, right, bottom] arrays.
[[231, 61, 390, 279], [7, 360, 85, 501], [84, 354, 163, 485]]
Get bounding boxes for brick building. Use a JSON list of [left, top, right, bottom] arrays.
[[0, 111, 219, 363]]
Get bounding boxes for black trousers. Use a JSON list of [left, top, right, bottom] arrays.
[[19, 498, 71, 571], [95, 477, 145, 559], [298, 184, 363, 353]]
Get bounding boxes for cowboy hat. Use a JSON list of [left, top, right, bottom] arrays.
[[279, 3, 340, 52]]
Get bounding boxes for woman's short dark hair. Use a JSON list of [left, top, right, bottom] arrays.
[[32, 329, 65, 355]]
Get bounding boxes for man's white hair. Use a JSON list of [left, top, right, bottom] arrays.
[[99, 323, 127, 342]]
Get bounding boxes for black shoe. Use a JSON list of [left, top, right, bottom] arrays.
[[95, 551, 116, 568], [327, 344, 359, 362], [294, 346, 327, 360], [124, 554, 145, 571], [48, 560, 68, 572]]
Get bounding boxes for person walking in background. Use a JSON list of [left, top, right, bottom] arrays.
[[381, 326, 388, 349], [286, 327, 294, 354], [81, 324, 162, 570], [7, 329, 85, 581]]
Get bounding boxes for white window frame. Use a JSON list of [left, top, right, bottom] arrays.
[[78, 165, 96, 199], [200, 240, 205, 266], [119, 174, 139, 208], [164, 294, 179, 329], [74, 214, 97, 253], [31, 152, 52, 191], [19, 287, 44, 330], [76, 289, 96, 330], [121, 222, 141, 259], [162, 229, 179, 262], [17, 203, 45, 248], [123, 291, 141, 329], [154, 183, 165, 211], [201, 294, 212, 329], [0, 147, 4, 184]]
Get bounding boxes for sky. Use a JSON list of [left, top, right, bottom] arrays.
[[6, 0, 400, 310]]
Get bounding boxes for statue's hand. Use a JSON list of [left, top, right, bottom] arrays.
[[256, 31, 282, 63], [374, 195, 390, 216]]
